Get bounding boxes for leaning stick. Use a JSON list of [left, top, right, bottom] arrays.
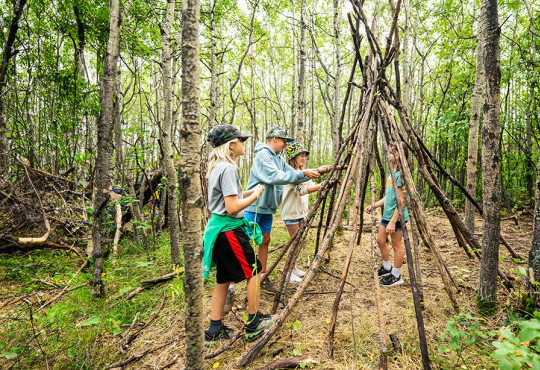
[[378, 113, 430, 370], [239, 87, 375, 367], [328, 121, 374, 358], [381, 103, 459, 312], [369, 125, 388, 369]]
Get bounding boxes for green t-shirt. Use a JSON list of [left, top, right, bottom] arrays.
[[382, 171, 409, 222]]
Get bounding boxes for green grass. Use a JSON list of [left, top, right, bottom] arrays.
[[0, 231, 182, 369]]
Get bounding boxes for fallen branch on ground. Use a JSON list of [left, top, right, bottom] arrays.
[[259, 354, 317, 370], [124, 271, 182, 300], [109, 339, 176, 369]]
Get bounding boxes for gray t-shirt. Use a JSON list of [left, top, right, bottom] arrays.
[[208, 161, 244, 219]]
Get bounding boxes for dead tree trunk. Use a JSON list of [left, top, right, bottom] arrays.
[[159, 0, 181, 265], [331, 0, 342, 157], [465, 15, 484, 234], [180, 0, 204, 366], [0, 0, 27, 184], [208, 0, 219, 128], [477, 0, 502, 313]]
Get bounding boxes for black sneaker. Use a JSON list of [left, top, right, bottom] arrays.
[[378, 265, 392, 277], [204, 325, 235, 346], [245, 313, 273, 342], [380, 274, 404, 287], [223, 290, 234, 315], [261, 278, 279, 294]]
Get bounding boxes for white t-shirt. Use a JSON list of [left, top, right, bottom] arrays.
[[280, 180, 314, 220]]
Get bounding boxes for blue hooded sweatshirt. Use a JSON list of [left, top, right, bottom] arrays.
[[245, 142, 310, 215]]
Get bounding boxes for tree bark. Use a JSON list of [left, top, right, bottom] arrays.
[[331, 0, 342, 157], [180, 0, 204, 366], [296, 0, 307, 143], [465, 14, 484, 235], [208, 0, 219, 128], [160, 0, 181, 265], [524, 0, 537, 199], [0, 0, 27, 184], [92, 0, 129, 296], [477, 0, 501, 312]]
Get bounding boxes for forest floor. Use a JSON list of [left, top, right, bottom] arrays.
[[0, 208, 533, 369]]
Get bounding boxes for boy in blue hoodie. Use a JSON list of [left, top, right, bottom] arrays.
[[242, 126, 319, 294]]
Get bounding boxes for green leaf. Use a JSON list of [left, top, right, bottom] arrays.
[[79, 316, 100, 327], [0, 351, 17, 359], [293, 320, 301, 331], [519, 328, 540, 342]]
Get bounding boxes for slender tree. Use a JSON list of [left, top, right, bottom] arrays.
[[465, 14, 484, 234], [0, 0, 27, 184], [477, 0, 501, 313], [296, 0, 307, 143], [180, 0, 204, 365], [159, 0, 181, 265], [91, 0, 132, 296]]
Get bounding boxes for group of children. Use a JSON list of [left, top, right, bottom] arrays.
[[202, 123, 409, 344]]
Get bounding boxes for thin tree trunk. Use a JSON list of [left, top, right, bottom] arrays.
[[524, 0, 536, 200], [477, 0, 501, 312], [160, 0, 181, 265], [208, 0, 219, 128], [332, 0, 342, 157], [92, 0, 132, 296], [296, 0, 307, 143], [180, 0, 204, 366], [0, 0, 27, 183], [465, 16, 484, 235]]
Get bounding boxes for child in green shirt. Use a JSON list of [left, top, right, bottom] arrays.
[[366, 142, 409, 287]]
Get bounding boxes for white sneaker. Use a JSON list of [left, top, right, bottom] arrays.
[[292, 267, 306, 277], [288, 272, 303, 283]]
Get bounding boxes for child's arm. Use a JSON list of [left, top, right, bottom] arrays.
[[243, 188, 255, 197], [365, 198, 385, 214], [225, 184, 265, 215], [386, 186, 406, 233], [307, 184, 321, 194]]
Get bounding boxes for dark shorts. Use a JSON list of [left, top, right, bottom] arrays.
[[380, 219, 406, 231], [213, 227, 262, 284]]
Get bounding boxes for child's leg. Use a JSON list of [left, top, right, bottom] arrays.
[[376, 224, 390, 261], [390, 230, 404, 269], [285, 223, 300, 238], [258, 233, 271, 272], [210, 282, 230, 320], [246, 273, 261, 314]]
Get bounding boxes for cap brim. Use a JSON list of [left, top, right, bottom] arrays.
[[238, 134, 253, 142], [285, 137, 295, 143]]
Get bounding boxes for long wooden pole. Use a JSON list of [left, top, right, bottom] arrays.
[[378, 114, 430, 370]]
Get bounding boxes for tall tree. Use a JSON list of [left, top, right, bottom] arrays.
[[91, 0, 132, 296], [465, 13, 484, 234], [331, 0, 342, 157], [180, 0, 204, 366], [296, 0, 307, 143], [477, 0, 501, 313], [158, 0, 181, 265], [208, 0, 219, 128], [0, 0, 27, 184], [525, 0, 540, 310]]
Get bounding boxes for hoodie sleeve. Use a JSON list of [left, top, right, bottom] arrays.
[[254, 151, 307, 185]]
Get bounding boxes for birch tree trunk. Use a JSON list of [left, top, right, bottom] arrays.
[[296, 0, 307, 143], [465, 16, 484, 234], [331, 0, 342, 157], [0, 0, 27, 184], [180, 0, 204, 366], [290, 0, 297, 134], [159, 0, 181, 265], [92, 0, 131, 296], [208, 0, 219, 128], [477, 0, 501, 313]]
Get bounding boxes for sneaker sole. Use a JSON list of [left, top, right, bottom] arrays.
[[380, 280, 404, 287], [245, 329, 265, 342]]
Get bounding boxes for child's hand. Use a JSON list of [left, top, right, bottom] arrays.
[[386, 221, 396, 234], [254, 184, 265, 198], [366, 205, 373, 214], [303, 169, 320, 179]]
